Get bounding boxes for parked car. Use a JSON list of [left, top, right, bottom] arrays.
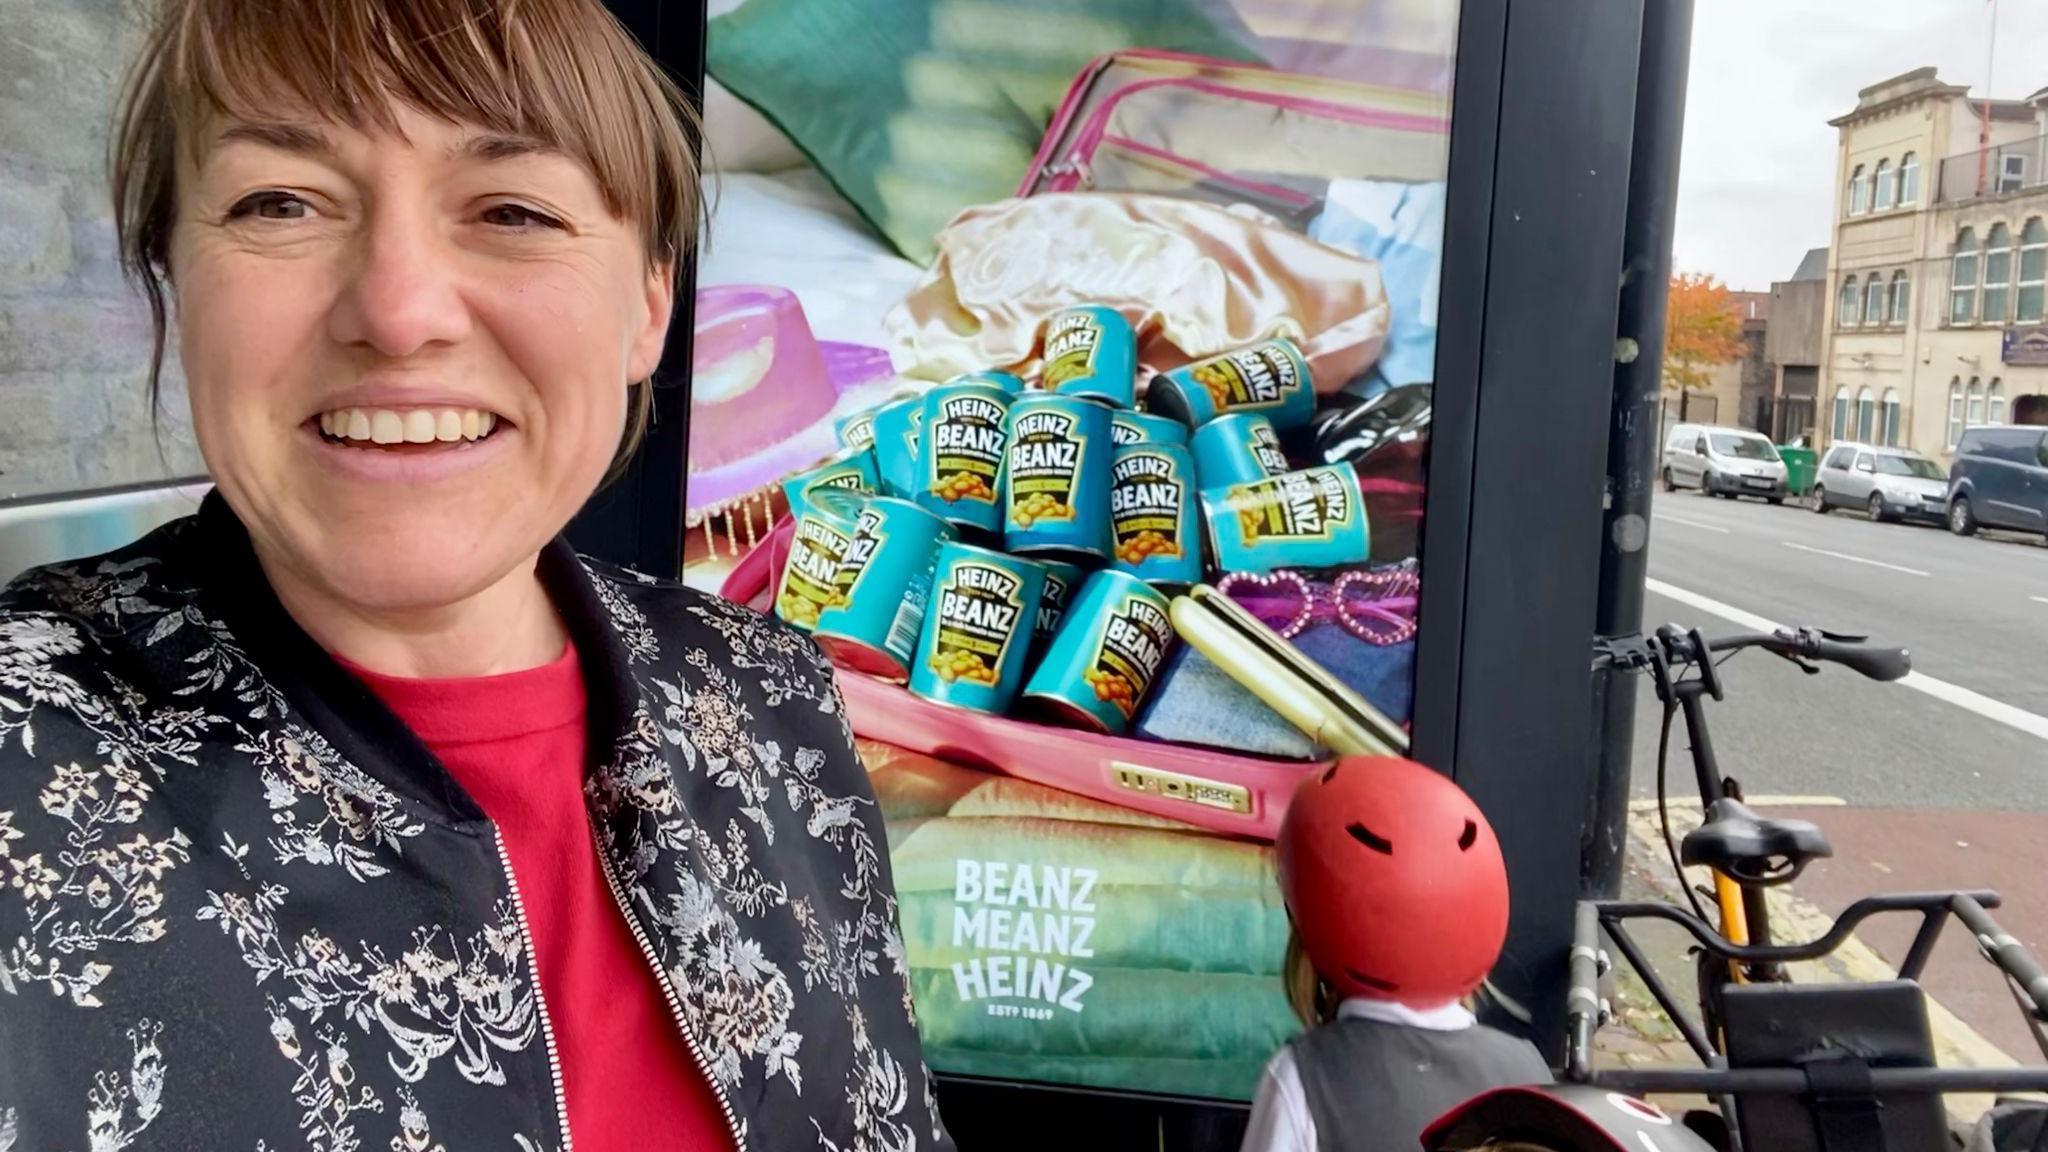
[[1661, 423, 1789, 502], [1947, 424, 2048, 539], [1812, 443, 1949, 523]]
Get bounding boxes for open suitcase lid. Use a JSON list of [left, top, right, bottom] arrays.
[[1020, 49, 1451, 218], [719, 513, 1325, 841]]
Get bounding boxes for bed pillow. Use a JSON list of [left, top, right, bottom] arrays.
[[706, 0, 1258, 264]]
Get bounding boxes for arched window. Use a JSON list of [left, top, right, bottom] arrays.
[[1834, 386, 1852, 440], [1849, 165, 1868, 215], [1947, 379, 1965, 448], [1967, 377, 1985, 428], [1863, 273, 1886, 325], [1889, 271, 1911, 325], [1840, 275, 1861, 327], [1881, 388, 1902, 446], [1874, 159, 1895, 210], [1989, 379, 2007, 425], [1899, 152, 1920, 205], [1856, 386, 1876, 442], [1983, 223, 2014, 323], [1952, 227, 1980, 324], [2019, 217, 2047, 323]]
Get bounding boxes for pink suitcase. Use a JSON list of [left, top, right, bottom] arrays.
[[718, 517, 1325, 841]]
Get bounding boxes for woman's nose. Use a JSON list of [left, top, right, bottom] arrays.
[[326, 206, 473, 359]]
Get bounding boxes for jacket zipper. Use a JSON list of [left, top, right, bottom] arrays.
[[493, 828, 575, 1152], [593, 836, 748, 1151]]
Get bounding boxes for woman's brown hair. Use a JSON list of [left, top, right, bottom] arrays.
[[109, 0, 701, 480]]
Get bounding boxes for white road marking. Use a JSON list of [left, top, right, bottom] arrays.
[[2033, 596, 2048, 606], [1645, 578, 2048, 745], [1652, 512, 1731, 534], [1780, 540, 1930, 577]]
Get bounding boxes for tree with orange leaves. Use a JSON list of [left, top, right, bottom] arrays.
[[1662, 272, 1746, 405]]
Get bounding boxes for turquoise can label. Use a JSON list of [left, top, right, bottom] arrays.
[[1004, 395, 1110, 561], [1083, 594, 1173, 724], [1109, 445, 1200, 585], [1022, 571, 1173, 734], [918, 384, 1009, 534], [910, 546, 1045, 714], [1152, 338, 1315, 430], [814, 497, 955, 678], [1040, 306, 1136, 409], [1202, 462, 1370, 573]]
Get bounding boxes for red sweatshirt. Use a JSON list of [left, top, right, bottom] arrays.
[[351, 645, 733, 1152]]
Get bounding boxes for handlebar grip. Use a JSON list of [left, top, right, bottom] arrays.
[[1953, 895, 2048, 1022], [1809, 638, 1911, 682]]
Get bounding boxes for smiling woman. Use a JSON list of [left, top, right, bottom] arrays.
[[0, 0, 950, 1149]]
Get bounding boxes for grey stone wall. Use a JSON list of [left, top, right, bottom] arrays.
[[1, 0, 206, 502]]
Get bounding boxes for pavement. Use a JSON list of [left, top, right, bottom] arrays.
[[1592, 484, 2048, 1125]]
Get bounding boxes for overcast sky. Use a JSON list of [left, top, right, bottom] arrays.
[[1673, 0, 2048, 290]]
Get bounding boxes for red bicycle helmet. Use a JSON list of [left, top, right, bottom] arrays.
[[1425, 1085, 1719, 1151], [1277, 756, 1509, 1007]]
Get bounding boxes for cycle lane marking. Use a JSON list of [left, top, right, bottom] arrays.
[[1651, 512, 1731, 534], [1779, 541, 1930, 577], [1646, 578, 2048, 745]]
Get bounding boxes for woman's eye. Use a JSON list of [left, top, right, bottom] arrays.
[[480, 203, 564, 231], [227, 191, 312, 221]]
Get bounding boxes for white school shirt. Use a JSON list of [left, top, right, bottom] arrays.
[[1238, 998, 1477, 1152]]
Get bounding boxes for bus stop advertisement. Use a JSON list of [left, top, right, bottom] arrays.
[[571, 0, 1693, 1145]]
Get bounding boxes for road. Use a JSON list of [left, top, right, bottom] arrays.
[[1622, 487, 2048, 1061]]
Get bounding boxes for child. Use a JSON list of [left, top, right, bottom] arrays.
[[1242, 756, 1552, 1152]]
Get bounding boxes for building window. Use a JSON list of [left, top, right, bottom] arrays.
[[1840, 275, 1861, 328], [2019, 217, 2047, 324], [1849, 164, 1867, 215], [1856, 386, 1875, 442], [2000, 154, 2028, 195], [1899, 152, 1920, 205], [1983, 223, 2013, 324], [1967, 377, 1985, 428], [1947, 378, 1964, 448], [1833, 386, 1852, 440], [1881, 387, 1901, 446], [1889, 271, 1911, 326], [1863, 274, 1886, 325], [1989, 379, 2006, 425], [1952, 227, 1979, 324], [1873, 159, 1894, 210]]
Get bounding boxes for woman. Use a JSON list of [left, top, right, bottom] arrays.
[[0, 0, 950, 1149]]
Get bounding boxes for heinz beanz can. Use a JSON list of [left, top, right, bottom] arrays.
[[836, 408, 879, 456], [870, 392, 925, 498], [1201, 461, 1370, 573], [1003, 392, 1111, 564], [909, 543, 1046, 714], [1022, 570, 1175, 734], [813, 497, 955, 681], [1145, 337, 1315, 430], [1111, 409, 1189, 447], [916, 378, 1010, 537], [1191, 413, 1289, 488], [774, 487, 867, 632], [782, 450, 877, 517], [1028, 558, 1084, 662], [1109, 442, 1202, 588], [1039, 305, 1137, 409]]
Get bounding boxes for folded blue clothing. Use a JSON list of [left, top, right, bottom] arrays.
[[1311, 179, 1446, 390], [1133, 631, 1417, 760]]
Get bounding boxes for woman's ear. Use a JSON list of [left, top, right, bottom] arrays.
[[627, 261, 677, 383]]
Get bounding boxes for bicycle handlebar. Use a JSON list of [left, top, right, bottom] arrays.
[[1597, 627, 1912, 682], [1953, 893, 2048, 1022]]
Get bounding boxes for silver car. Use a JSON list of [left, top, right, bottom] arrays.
[[1812, 443, 1949, 524], [1661, 423, 1791, 502]]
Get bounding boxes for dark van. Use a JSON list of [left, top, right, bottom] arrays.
[[1947, 425, 2048, 538]]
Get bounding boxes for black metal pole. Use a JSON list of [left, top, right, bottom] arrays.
[[1582, 0, 1695, 899]]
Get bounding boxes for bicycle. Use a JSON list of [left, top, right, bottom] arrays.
[[1557, 623, 2048, 1152]]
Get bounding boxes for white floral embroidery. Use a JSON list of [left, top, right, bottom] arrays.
[[241, 728, 424, 880]]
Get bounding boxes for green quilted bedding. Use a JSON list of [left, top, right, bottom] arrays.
[[863, 741, 1300, 1101]]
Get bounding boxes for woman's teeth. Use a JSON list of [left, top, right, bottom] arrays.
[[317, 408, 497, 444]]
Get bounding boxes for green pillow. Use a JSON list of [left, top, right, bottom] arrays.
[[707, 0, 1258, 264]]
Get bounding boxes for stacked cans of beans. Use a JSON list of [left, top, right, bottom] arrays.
[[775, 303, 1367, 735]]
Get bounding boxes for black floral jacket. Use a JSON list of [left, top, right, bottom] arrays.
[[0, 495, 952, 1152]]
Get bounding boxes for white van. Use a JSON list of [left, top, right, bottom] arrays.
[[1661, 423, 1789, 503]]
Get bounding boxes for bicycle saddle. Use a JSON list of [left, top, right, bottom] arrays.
[[1680, 798, 1833, 885]]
